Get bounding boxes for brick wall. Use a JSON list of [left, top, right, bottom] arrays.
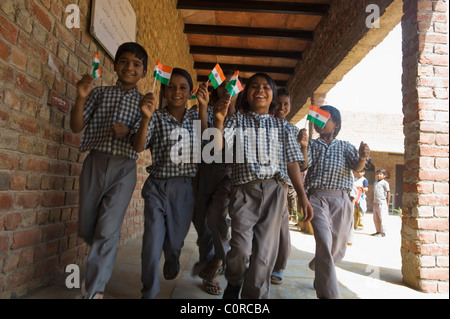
[[0, 0, 195, 298], [401, 0, 449, 293]]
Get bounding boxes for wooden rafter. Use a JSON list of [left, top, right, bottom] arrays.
[[194, 62, 294, 74], [177, 0, 329, 16], [190, 46, 302, 60]]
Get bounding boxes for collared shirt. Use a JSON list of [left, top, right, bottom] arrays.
[[304, 138, 371, 192], [80, 81, 143, 160], [374, 179, 390, 203], [223, 111, 304, 185], [134, 108, 200, 179]]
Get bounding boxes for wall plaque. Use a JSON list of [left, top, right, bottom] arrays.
[[90, 0, 136, 59]]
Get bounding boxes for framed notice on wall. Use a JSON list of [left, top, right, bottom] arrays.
[[90, 0, 136, 59]]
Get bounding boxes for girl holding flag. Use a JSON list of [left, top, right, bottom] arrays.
[[203, 73, 313, 299], [298, 105, 371, 299]]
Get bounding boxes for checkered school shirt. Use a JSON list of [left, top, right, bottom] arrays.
[[223, 112, 304, 185], [79, 81, 143, 160], [134, 108, 200, 179], [304, 138, 371, 192]]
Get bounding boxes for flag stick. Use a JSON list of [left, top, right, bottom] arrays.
[[152, 79, 157, 93]]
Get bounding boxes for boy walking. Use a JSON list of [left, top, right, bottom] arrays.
[[373, 169, 390, 237], [70, 42, 148, 299]]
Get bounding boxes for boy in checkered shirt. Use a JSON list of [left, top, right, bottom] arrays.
[[70, 42, 148, 299], [298, 105, 371, 299]]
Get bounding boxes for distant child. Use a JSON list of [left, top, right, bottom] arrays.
[[354, 170, 369, 230], [131, 68, 203, 299], [270, 87, 297, 285], [205, 73, 314, 299], [70, 42, 148, 299], [299, 105, 371, 299], [373, 169, 390, 237]]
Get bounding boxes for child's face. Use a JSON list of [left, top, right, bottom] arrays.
[[376, 172, 386, 181], [355, 171, 365, 178], [164, 74, 192, 109], [275, 95, 291, 119], [314, 117, 338, 136], [114, 52, 146, 89], [247, 76, 273, 112]]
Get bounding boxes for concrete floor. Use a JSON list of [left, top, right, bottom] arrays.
[[25, 213, 448, 300]]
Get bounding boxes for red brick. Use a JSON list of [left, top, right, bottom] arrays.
[[36, 257, 58, 276], [11, 229, 41, 249], [0, 194, 13, 211], [21, 156, 49, 173], [29, 0, 53, 31], [42, 224, 64, 241], [0, 235, 9, 251], [419, 268, 449, 281], [418, 169, 449, 182], [14, 73, 45, 99], [4, 213, 22, 230], [10, 112, 38, 135], [417, 218, 449, 231], [0, 15, 19, 45], [42, 192, 65, 207], [16, 193, 42, 209], [0, 38, 10, 61], [419, 145, 449, 158], [64, 131, 82, 148], [5, 266, 34, 290]]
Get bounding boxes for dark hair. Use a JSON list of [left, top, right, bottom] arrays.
[[376, 168, 387, 175], [320, 105, 341, 137], [237, 73, 277, 113], [159, 68, 194, 108], [115, 42, 148, 71], [210, 69, 235, 105], [277, 87, 290, 99]]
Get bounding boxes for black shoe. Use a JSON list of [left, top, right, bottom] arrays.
[[223, 283, 241, 299]]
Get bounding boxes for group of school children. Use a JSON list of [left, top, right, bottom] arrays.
[[71, 42, 371, 300]]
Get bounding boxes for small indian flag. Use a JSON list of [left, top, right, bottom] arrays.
[[93, 54, 102, 79], [153, 60, 173, 85], [208, 63, 226, 89], [307, 105, 331, 128], [190, 88, 198, 100], [226, 72, 244, 98]]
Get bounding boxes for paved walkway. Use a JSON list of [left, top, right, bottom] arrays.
[[25, 213, 448, 299]]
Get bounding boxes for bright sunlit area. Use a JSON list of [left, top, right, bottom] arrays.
[[326, 23, 403, 114]]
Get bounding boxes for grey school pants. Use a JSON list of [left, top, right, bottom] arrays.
[[141, 177, 195, 299], [225, 179, 287, 299], [273, 208, 291, 271], [308, 189, 353, 299], [78, 151, 137, 297], [193, 163, 231, 264]]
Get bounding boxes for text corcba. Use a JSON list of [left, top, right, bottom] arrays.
[[180, 302, 270, 316]]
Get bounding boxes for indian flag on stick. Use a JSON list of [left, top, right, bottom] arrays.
[[208, 63, 226, 89], [225, 71, 244, 97], [153, 60, 173, 85], [190, 88, 198, 100], [307, 105, 331, 128], [93, 54, 102, 78]]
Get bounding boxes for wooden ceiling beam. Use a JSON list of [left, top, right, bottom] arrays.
[[184, 24, 313, 41], [194, 62, 294, 74], [190, 46, 302, 60], [197, 75, 288, 87], [177, 0, 329, 16]]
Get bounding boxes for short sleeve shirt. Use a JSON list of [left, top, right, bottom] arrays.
[[223, 112, 304, 185], [79, 81, 143, 160], [373, 179, 390, 203]]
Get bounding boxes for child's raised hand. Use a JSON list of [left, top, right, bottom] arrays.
[[196, 82, 209, 109], [359, 141, 370, 159], [139, 93, 155, 119], [298, 128, 308, 149], [76, 74, 94, 99], [214, 95, 231, 123]]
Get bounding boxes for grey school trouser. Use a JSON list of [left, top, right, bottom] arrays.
[[78, 151, 137, 297], [225, 179, 287, 299], [273, 208, 291, 271], [141, 177, 195, 299], [193, 163, 231, 264], [308, 189, 353, 299]]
